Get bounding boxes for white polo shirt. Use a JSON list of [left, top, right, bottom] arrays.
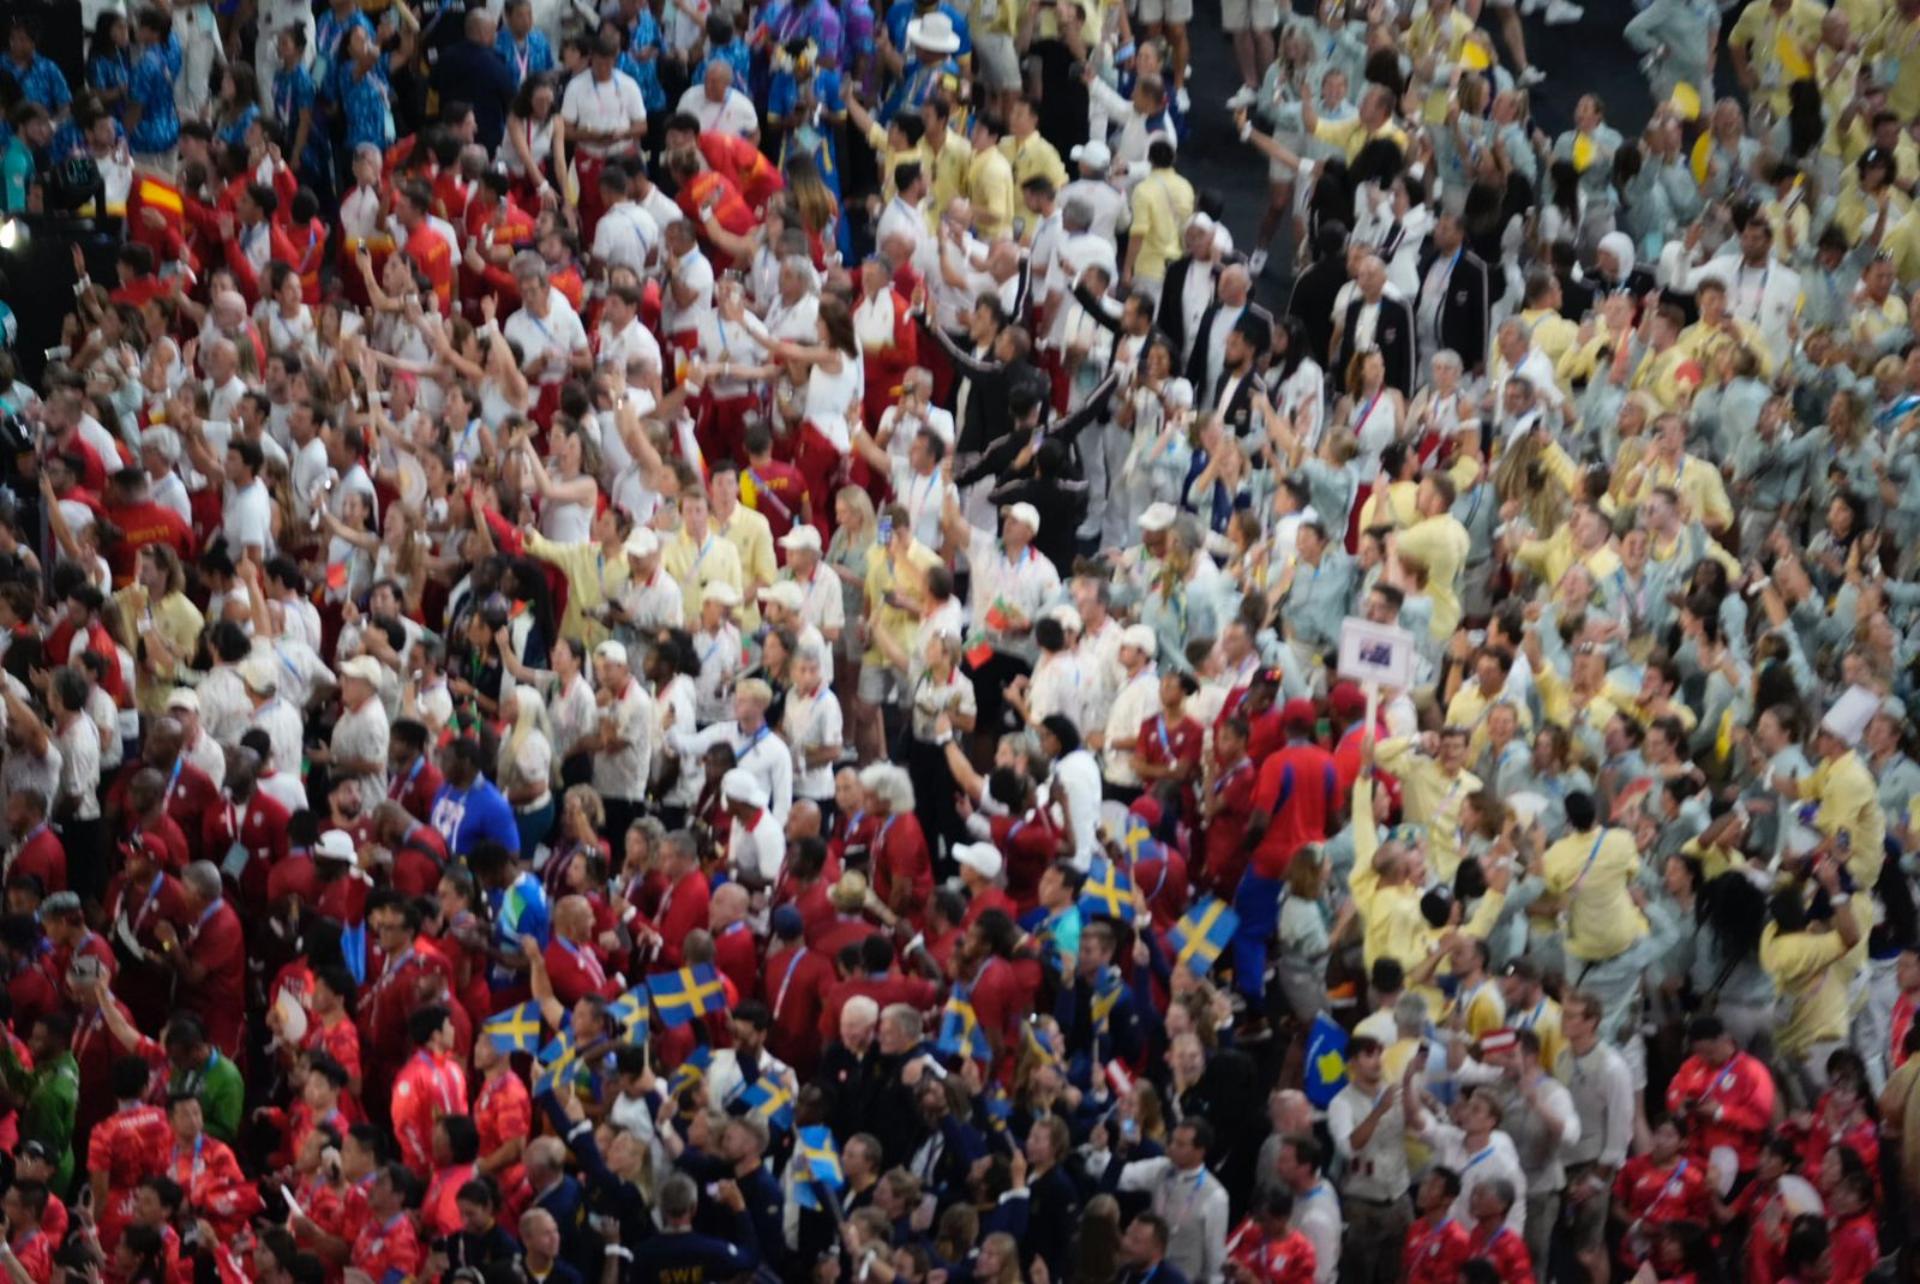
[[504, 294, 589, 385], [561, 69, 647, 157], [591, 199, 660, 276], [675, 85, 759, 138]]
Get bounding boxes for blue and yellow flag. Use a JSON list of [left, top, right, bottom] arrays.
[[794, 1125, 844, 1210], [937, 987, 993, 1063], [741, 1073, 795, 1131], [1119, 814, 1164, 869], [1021, 1016, 1062, 1068], [1170, 896, 1239, 977], [1090, 965, 1124, 1034], [982, 1086, 1013, 1131], [533, 1033, 579, 1097], [606, 986, 651, 1041], [668, 1045, 713, 1097], [1078, 857, 1138, 925], [483, 1002, 543, 1054], [1303, 1013, 1348, 1108], [648, 964, 728, 1029]]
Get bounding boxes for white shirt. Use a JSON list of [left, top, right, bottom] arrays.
[[675, 719, 795, 821], [1425, 1123, 1527, 1234], [1027, 650, 1086, 729], [664, 249, 717, 337], [876, 195, 927, 258], [1111, 1158, 1230, 1284], [592, 677, 655, 801], [1293, 1180, 1342, 1284], [222, 477, 274, 559], [330, 695, 390, 816], [591, 199, 660, 276], [1062, 178, 1126, 243], [963, 528, 1059, 662], [675, 85, 759, 137], [503, 294, 589, 385], [54, 714, 101, 821], [889, 461, 953, 550], [1102, 667, 1159, 787], [782, 682, 842, 802], [1328, 1081, 1411, 1203], [1049, 747, 1102, 870], [560, 69, 648, 156], [249, 696, 305, 781], [597, 316, 663, 376]]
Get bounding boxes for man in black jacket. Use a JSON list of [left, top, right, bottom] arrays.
[[1153, 217, 1224, 366], [1213, 312, 1271, 448], [1284, 221, 1350, 367], [1186, 263, 1273, 411], [1333, 253, 1417, 394], [915, 294, 1037, 459], [1414, 211, 1492, 376]]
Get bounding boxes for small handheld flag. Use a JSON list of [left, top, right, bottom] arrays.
[[1021, 1016, 1062, 1068], [606, 986, 651, 1041], [937, 988, 993, 1063], [482, 1002, 543, 1054], [1170, 896, 1239, 977], [647, 964, 728, 1028], [1303, 1013, 1349, 1108], [534, 1034, 579, 1097], [794, 1125, 844, 1210], [1079, 858, 1138, 926], [741, 1073, 795, 1131], [1119, 814, 1163, 870], [668, 1045, 713, 1097], [1090, 965, 1124, 1034]]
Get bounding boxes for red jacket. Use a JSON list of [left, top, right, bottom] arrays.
[[88, 1101, 172, 1251], [389, 758, 447, 826], [1230, 1224, 1317, 1284], [649, 871, 710, 970], [870, 812, 933, 924], [200, 790, 291, 913], [1665, 1051, 1775, 1172], [713, 921, 759, 1006], [762, 942, 835, 1076], [1830, 1213, 1878, 1284], [390, 1050, 469, 1179], [544, 935, 616, 1008], [351, 1211, 423, 1283], [178, 899, 247, 1055], [1249, 740, 1338, 879], [167, 1131, 262, 1238], [391, 821, 450, 898], [1202, 756, 1258, 896], [697, 130, 784, 211], [1402, 1216, 1471, 1284], [1465, 1222, 1532, 1284], [1612, 1154, 1711, 1242], [965, 955, 1023, 1075]]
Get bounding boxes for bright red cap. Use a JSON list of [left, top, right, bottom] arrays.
[[1328, 681, 1367, 720], [1281, 698, 1319, 731]]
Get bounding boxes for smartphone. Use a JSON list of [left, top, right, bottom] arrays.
[[877, 514, 893, 544], [1113, 40, 1135, 62]]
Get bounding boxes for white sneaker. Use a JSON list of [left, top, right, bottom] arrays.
[[1544, 1, 1584, 23], [1249, 248, 1269, 276], [1519, 64, 1548, 85]]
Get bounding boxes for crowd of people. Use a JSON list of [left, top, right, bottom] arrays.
[[0, 0, 1916, 1280]]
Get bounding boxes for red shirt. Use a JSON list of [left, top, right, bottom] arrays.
[[1248, 740, 1338, 879], [1830, 1212, 1878, 1284], [101, 502, 195, 586], [168, 1132, 262, 1237], [474, 1070, 532, 1203], [649, 871, 711, 970], [819, 972, 940, 1041], [200, 790, 291, 913], [965, 955, 1023, 1077], [9, 824, 65, 894], [545, 935, 616, 1007], [7, 1230, 50, 1284], [1403, 1216, 1471, 1284], [762, 942, 834, 1077], [1665, 1051, 1775, 1172], [697, 130, 784, 211], [403, 219, 455, 311], [88, 1101, 173, 1244], [1201, 757, 1258, 895], [6, 963, 57, 1036], [1230, 1224, 1317, 1284], [962, 886, 1018, 929], [391, 1049, 469, 1179], [675, 170, 756, 268], [743, 459, 809, 544], [870, 812, 933, 924], [1135, 711, 1204, 809], [422, 1160, 477, 1239], [1466, 1222, 1532, 1284], [302, 1012, 366, 1090], [351, 1211, 423, 1282], [389, 757, 447, 825], [713, 921, 759, 1005], [1611, 1154, 1711, 1240], [179, 898, 247, 1055], [989, 810, 1058, 913]]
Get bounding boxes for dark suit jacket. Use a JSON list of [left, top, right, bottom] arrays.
[[1183, 300, 1276, 389], [1286, 257, 1349, 367], [1415, 238, 1493, 373], [1335, 293, 1417, 395], [1154, 255, 1215, 357], [917, 314, 1038, 457], [1212, 367, 1262, 445]]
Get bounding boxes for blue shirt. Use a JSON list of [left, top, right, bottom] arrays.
[[88, 53, 132, 115], [339, 59, 394, 151], [272, 65, 329, 170], [314, 9, 377, 103], [128, 43, 180, 154], [623, 12, 668, 112], [215, 102, 259, 148], [5, 53, 71, 113], [694, 37, 753, 89], [494, 28, 554, 87], [1, 138, 32, 213], [429, 778, 521, 857]]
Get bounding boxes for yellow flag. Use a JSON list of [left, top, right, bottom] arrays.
[[1776, 29, 1813, 79], [1690, 132, 1713, 187], [1572, 134, 1595, 172], [1669, 81, 1702, 121], [1462, 39, 1493, 70]]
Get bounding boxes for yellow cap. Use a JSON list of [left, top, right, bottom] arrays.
[[1668, 80, 1701, 121]]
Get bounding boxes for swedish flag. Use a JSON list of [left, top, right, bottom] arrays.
[[1303, 1013, 1349, 1108], [1078, 857, 1138, 926], [1021, 1017, 1061, 1068], [606, 986, 651, 1041], [647, 964, 728, 1029], [1170, 896, 1239, 977], [741, 1073, 795, 1131], [482, 1002, 543, 1054], [1120, 814, 1164, 869], [533, 1034, 579, 1097], [937, 987, 993, 1063], [982, 1086, 1013, 1131], [668, 1046, 713, 1098], [1090, 966, 1124, 1034], [794, 1125, 844, 1210]]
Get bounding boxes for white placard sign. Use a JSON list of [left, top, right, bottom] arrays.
[[1337, 618, 1416, 690]]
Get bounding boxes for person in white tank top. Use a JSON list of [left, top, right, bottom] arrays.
[[720, 284, 865, 536]]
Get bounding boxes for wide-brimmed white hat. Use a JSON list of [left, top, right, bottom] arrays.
[[908, 12, 962, 53]]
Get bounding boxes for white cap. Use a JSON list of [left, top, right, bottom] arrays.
[[1820, 685, 1880, 747], [779, 525, 824, 553], [341, 656, 383, 686], [953, 842, 1004, 881], [166, 687, 200, 712], [703, 582, 742, 608], [1005, 502, 1041, 535], [315, 829, 358, 863], [239, 657, 278, 695], [722, 768, 769, 808], [623, 528, 659, 559], [1070, 140, 1112, 171], [1049, 604, 1082, 633], [1138, 502, 1178, 533], [595, 640, 630, 667], [1121, 624, 1158, 657], [907, 10, 963, 52], [1164, 378, 1195, 410], [759, 582, 804, 611], [58, 500, 96, 534]]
